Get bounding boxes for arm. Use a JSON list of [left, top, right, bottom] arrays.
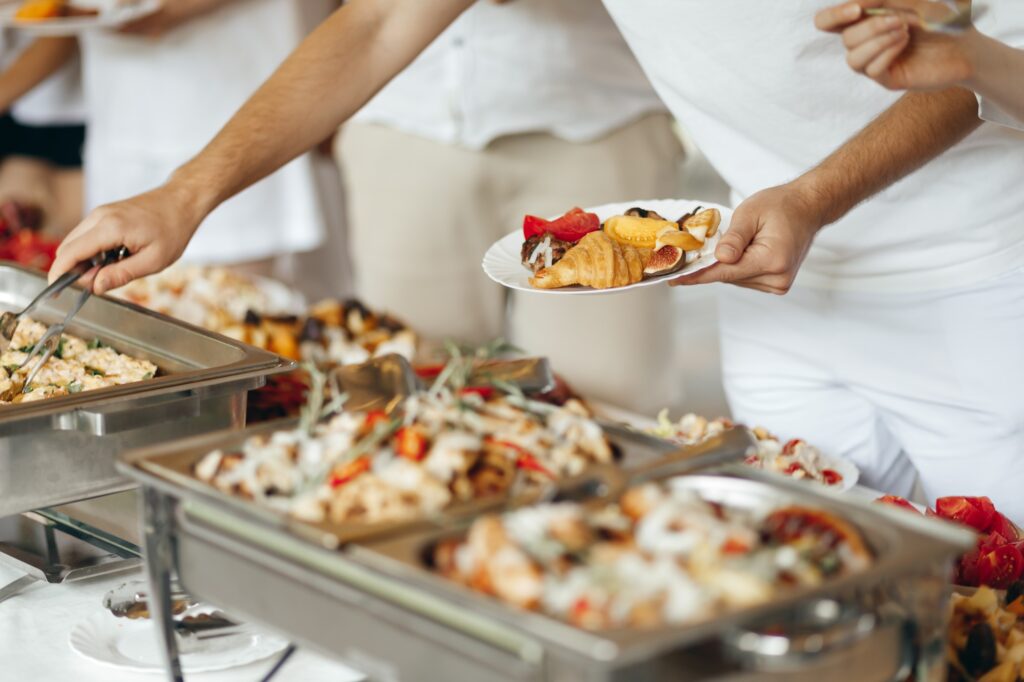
[[0, 37, 76, 113], [50, 0, 473, 292], [817, 1, 1024, 124], [673, 87, 980, 294]]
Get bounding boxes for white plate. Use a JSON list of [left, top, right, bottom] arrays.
[[482, 198, 733, 296], [817, 454, 860, 493], [0, 0, 161, 36], [69, 611, 288, 674]]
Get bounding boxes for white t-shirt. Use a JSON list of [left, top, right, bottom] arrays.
[[0, 28, 84, 126], [353, 0, 666, 150], [602, 0, 1024, 292], [81, 0, 340, 264]]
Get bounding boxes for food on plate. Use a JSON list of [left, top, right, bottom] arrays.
[[193, 387, 613, 527], [877, 495, 1023, 589], [14, 0, 98, 19], [433, 480, 871, 629], [521, 205, 722, 290], [530, 231, 650, 290], [649, 410, 845, 487], [948, 583, 1024, 682], [0, 319, 157, 404]]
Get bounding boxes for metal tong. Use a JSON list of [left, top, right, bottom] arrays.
[[3, 247, 129, 392]]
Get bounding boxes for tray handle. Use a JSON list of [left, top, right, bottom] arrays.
[[55, 390, 201, 436]]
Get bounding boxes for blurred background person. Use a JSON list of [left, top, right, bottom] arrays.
[[339, 0, 684, 413], [0, 0, 349, 299], [816, 0, 1024, 130], [0, 32, 84, 234]]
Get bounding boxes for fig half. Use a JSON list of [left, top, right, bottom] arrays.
[[644, 245, 685, 277]]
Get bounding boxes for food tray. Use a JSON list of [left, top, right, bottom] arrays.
[[123, 448, 972, 681], [0, 262, 293, 517]]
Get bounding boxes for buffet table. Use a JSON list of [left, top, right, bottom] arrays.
[[0, 561, 366, 681]]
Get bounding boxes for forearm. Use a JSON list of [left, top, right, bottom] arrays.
[[966, 33, 1024, 125], [0, 37, 77, 112], [171, 0, 471, 218], [795, 87, 981, 226]]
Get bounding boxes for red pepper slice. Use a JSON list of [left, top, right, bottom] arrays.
[[395, 427, 428, 461], [821, 469, 843, 486], [875, 495, 920, 513], [458, 386, 495, 400], [489, 439, 556, 478], [413, 364, 445, 380], [329, 456, 371, 488], [936, 496, 994, 532], [782, 439, 803, 455], [977, 543, 1024, 589], [364, 410, 389, 430], [522, 207, 600, 243]]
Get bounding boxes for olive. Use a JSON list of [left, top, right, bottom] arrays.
[[1006, 579, 1024, 606], [299, 317, 325, 343], [959, 621, 998, 678], [243, 309, 262, 325], [341, 298, 371, 320]]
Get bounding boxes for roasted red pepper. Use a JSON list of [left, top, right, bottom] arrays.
[[395, 427, 429, 461], [490, 439, 555, 478], [329, 456, 371, 488], [459, 386, 494, 400], [522, 207, 600, 243], [364, 410, 389, 431]]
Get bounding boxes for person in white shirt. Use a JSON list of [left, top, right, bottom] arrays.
[[2, 0, 348, 297], [340, 0, 682, 411], [816, 0, 1024, 131], [48, 0, 1024, 520]]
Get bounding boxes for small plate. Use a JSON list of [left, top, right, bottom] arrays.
[[69, 611, 288, 674], [0, 0, 161, 36], [482, 198, 733, 296]]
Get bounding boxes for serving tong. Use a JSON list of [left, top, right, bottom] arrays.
[[864, 1, 987, 34], [1, 247, 128, 393]]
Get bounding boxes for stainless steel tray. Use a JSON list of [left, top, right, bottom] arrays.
[[121, 400, 750, 549], [124, 447, 972, 682], [0, 262, 293, 517]]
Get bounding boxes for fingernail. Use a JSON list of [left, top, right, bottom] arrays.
[[844, 3, 862, 20], [718, 245, 738, 261]]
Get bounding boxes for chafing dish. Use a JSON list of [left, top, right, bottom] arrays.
[[121, 414, 971, 682], [0, 263, 292, 517]]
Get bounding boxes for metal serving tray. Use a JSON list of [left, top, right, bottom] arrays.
[[0, 263, 293, 517], [123, 442, 971, 681]]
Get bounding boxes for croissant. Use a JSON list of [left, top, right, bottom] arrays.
[[530, 231, 651, 289]]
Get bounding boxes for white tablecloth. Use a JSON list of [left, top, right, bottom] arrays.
[[0, 563, 366, 681]]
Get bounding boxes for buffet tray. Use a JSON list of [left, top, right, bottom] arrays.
[[123, 440, 973, 681], [0, 262, 293, 517]]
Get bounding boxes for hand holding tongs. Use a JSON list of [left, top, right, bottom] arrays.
[[2, 247, 129, 392]]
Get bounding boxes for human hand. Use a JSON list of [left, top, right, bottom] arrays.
[[48, 183, 205, 294], [118, 0, 227, 38], [815, 0, 979, 90], [669, 183, 825, 295]]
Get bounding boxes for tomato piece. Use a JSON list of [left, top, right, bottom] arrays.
[[523, 215, 550, 240], [722, 537, 752, 555], [413, 364, 445, 380], [821, 469, 843, 486], [459, 386, 495, 400], [936, 496, 993, 531], [875, 495, 920, 513], [546, 207, 600, 243], [988, 512, 1019, 541], [364, 410, 389, 430], [979, 531, 1010, 555], [782, 439, 803, 455], [957, 548, 981, 586], [329, 456, 371, 488], [395, 427, 428, 461], [489, 439, 556, 478], [784, 462, 803, 475], [977, 544, 1024, 589], [965, 496, 996, 523]]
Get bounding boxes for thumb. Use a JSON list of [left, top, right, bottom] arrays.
[[715, 209, 757, 264]]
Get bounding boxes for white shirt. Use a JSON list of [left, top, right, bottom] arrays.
[[81, 0, 340, 263], [0, 28, 84, 126], [602, 0, 1024, 292], [353, 0, 666, 150]]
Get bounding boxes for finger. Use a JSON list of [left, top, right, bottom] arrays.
[[840, 13, 906, 49], [864, 34, 911, 79], [92, 248, 163, 295], [48, 220, 127, 286], [669, 255, 769, 287], [715, 207, 759, 265], [845, 25, 909, 72], [815, 1, 866, 32]]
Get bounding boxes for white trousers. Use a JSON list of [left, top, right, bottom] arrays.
[[338, 115, 685, 413], [720, 268, 1024, 521]]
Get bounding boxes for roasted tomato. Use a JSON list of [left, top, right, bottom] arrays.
[[989, 512, 1020, 541], [936, 496, 995, 532], [329, 456, 371, 488], [395, 427, 428, 461], [977, 544, 1024, 589]]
